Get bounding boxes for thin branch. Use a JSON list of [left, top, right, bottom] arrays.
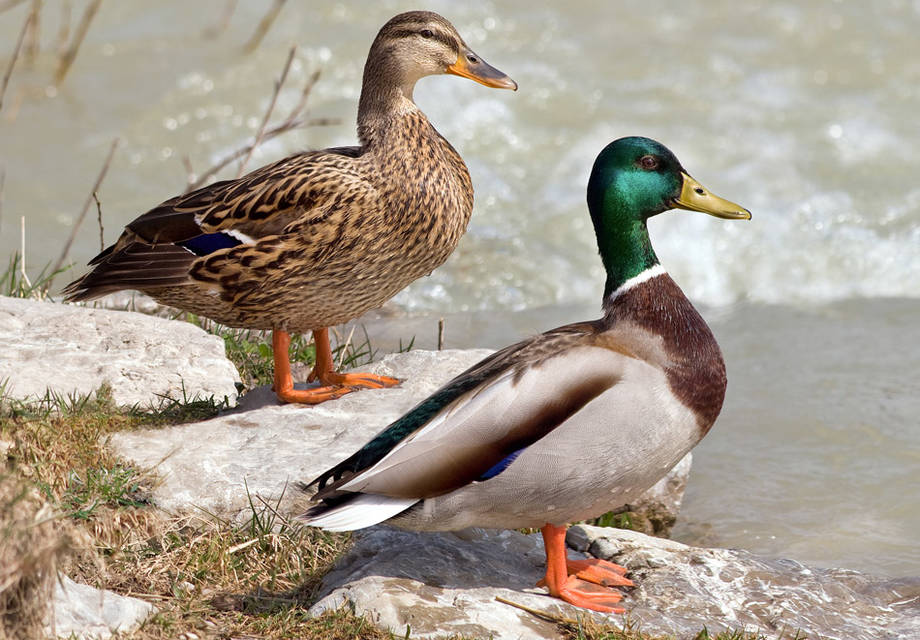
[[0, 167, 5, 233], [55, 0, 72, 57], [242, 0, 286, 53], [494, 596, 578, 625], [0, 0, 28, 14], [54, 0, 102, 85], [93, 191, 104, 252], [0, 7, 31, 112], [181, 154, 195, 189], [49, 138, 119, 279], [23, 0, 41, 65], [336, 325, 357, 368], [202, 0, 236, 39], [184, 116, 336, 192], [20, 216, 31, 289], [236, 45, 296, 177], [183, 68, 334, 193], [437, 317, 445, 350]]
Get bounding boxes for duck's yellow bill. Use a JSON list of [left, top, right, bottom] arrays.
[[674, 172, 751, 220], [446, 47, 517, 90]]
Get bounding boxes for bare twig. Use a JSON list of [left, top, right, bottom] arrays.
[[23, 0, 41, 65], [55, 0, 72, 57], [494, 596, 578, 625], [0, 7, 31, 112], [181, 154, 196, 190], [202, 0, 236, 39], [236, 45, 296, 177], [437, 318, 445, 350], [0, 0, 28, 14], [184, 117, 333, 192], [93, 191, 104, 252], [0, 167, 5, 233], [184, 68, 333, 192], [242, 0, 286, 53], [336, 325, 357, 368], [49, 138, 119, 279], [20, 216, 31, 289], [54, 0, 102, 85]]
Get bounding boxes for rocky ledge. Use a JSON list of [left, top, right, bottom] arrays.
[[311, 525, 919, 640], [0, 296, 239, 407]]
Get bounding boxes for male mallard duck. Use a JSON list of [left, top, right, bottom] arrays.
[[63, 11, 516, 404], [300, 137, 751, 612]]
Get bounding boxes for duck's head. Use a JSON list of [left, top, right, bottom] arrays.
[[363, 11, 516, 104], [586, 137, 751, 296]]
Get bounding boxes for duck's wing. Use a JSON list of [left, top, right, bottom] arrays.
[[123, 146, 364, 244], [308, 320, 635, 505], [63, 147, 366, 301]]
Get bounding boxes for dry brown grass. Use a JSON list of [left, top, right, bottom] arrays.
[[0, 387, 407, 639], [0, 473, 71, 640]]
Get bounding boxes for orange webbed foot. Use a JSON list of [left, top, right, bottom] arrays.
[[271, 328, 400, 405], [307, 368, 401, 390], [555, 576, 626, 614], [539, 523, 632, 614], [566, 557, 634, 587]]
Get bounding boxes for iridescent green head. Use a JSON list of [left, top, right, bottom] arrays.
[[586, 137, 751, 297]]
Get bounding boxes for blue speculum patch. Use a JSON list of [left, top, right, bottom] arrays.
[[479, 447, 526, 480], [178, 232, 242, 256]]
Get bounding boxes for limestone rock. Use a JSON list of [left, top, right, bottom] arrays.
[[309, 527, 560, 640], [46, 575, 156, 639], [0, 296, 239, 408], [312, 526, 919, 640], [569, 525, 920, 640]]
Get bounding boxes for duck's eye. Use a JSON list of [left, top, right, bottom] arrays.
[[638, 155, 659, 170], [420, 29, 434, 38]]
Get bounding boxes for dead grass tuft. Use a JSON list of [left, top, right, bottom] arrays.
[[0, 473, 71, 640]]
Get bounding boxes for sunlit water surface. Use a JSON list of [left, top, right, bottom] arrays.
[[1, 1, 917, 576]]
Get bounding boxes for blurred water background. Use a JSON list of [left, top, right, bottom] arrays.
[[0, 1, 917, 577]]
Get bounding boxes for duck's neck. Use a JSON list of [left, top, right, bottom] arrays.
[[357, 56, 424, 145], [587, 189, 660, 299]]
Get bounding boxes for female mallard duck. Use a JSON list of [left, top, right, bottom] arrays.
[[301, 137, 751, 612], [63, 11, 516, 404]]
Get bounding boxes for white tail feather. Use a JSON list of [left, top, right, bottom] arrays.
[[301, 494, 418, 532]]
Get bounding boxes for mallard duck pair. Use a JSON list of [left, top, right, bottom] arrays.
[[65, 11, 751, 613]]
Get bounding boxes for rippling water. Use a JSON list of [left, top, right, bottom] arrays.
[[1, 1, 917, 576]]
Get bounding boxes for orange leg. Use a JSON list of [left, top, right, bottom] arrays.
[[271, 328, 399, 405], [539, 523, 630, 613]]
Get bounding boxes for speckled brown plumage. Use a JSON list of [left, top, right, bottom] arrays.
[[63, 11, 514, 337]]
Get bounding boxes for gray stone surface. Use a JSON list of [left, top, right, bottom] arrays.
[[309, 527, 559, 640], [0, 296, 239, 408], [569, 525, 920, 640], [312, 525, 919, 640], [46, 574, 156, 639]]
